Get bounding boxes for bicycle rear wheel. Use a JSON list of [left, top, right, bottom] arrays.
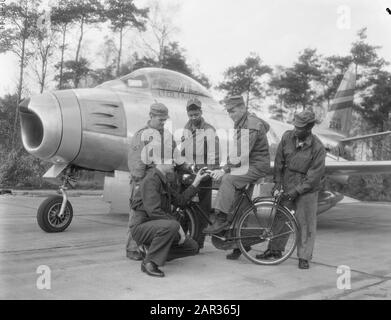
[[236, 200, 298, 265]]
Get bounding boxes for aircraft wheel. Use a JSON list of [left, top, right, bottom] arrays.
[[37, 195, 73, 233]]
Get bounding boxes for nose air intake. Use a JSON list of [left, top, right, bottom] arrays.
[[19, 90, 83, 165], [19, 88, 128, 172], [19, 92, 63, 160], [19, 103, 43, 149]]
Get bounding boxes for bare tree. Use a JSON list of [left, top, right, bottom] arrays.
[[71, 0, 106, 65], [0, 0, 41, 148], [105, 0, 148, 77], [51, 0, 78, 89], [31, 12, 57, 93], [138, 0, 180, 66]]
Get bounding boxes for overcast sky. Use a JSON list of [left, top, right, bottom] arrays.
[[1, 0, 391, 96]]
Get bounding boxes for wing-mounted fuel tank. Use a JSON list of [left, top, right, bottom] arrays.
[[19, 88, 129, 180]]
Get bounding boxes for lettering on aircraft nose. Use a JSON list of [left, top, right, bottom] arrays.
[[387, 8, 391, 14]]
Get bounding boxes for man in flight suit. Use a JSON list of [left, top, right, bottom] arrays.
[[204, 95, 270, 259], [126, 102, 175, 261], [256, 109, 326, 269], [130, 164, 209, 277], [181, 97, 220, 249]]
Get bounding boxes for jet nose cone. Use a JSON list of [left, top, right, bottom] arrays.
[[19, 92, 62, 160]]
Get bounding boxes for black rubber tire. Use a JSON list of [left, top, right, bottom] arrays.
[[37, 195, 73, 233], [185, 207, 202, 244], [174, 207, 202, 242], [236, 200, 298, 265]]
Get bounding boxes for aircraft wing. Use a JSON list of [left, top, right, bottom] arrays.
[[269, 159, 391, 179], [325, 160, 391, 176], [339, 131, 391, 143]]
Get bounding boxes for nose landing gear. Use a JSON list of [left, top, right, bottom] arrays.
[[37, 168, 76, 233]]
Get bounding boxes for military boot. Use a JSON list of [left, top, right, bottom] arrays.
[[126, 250, 143, 261], [298, 259, 310, 269], [255, 249, 282, 260], [202, 211, 229, 234], [226, 246, 251, 260]]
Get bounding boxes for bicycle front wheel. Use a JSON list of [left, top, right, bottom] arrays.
[[236, 200, 298, 265]]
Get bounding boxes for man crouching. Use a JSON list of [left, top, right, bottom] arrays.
[[129, 163, 209, 277]]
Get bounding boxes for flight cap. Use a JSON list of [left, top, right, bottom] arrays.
[[150, 102, 169, 119], [223, 95, 245, 111], [294, 109, 316, 128], [186, 97, 202, 111]]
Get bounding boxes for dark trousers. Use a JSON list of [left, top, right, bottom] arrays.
[[197, 178, 213, 248], [269, 191, 318, 261], [131, 219, 199, 266], [214, 168, 262, 217], [126, 180, 139, 253]]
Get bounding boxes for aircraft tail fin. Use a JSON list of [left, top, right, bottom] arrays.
[[321, 63, 356, 136]]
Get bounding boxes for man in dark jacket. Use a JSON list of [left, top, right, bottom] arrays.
[[181, 97, 220, 249], [204, 96, 270, 239], [126, 102, 175, 261], [257, 109, 326, 269], [130, 164, 209, 277]]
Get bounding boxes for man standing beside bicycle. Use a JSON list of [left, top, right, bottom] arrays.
[[258, 109, 326, 269], [203, 95, 271, 259], [181, 97, 220, 250]]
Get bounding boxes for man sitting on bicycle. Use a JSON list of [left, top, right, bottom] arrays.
[[203, 96, 271, 257]]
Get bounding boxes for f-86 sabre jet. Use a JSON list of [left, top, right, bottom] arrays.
[[19, 66, 391, 232]]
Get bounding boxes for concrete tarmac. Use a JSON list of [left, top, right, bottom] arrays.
[[1, 194, 391, 300]]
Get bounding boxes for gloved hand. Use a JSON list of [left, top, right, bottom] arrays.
[[284, 188, 299, 201]]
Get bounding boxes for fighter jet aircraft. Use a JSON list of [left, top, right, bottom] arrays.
[[18, 66, 391, 232]]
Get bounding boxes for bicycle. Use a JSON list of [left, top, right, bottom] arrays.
[[173, 169, 299, 265]]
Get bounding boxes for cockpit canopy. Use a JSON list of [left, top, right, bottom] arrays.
[[98, 68, 212, 98]]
